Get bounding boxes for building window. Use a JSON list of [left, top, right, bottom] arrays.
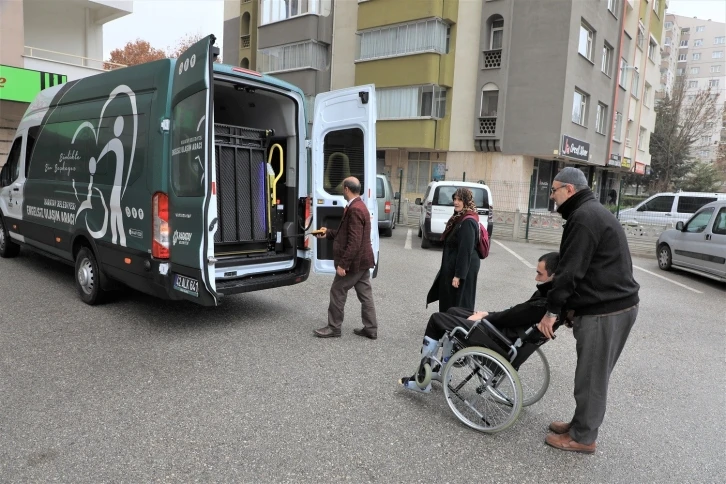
[[356, 18, 449, 61], [631, 70, 640, 98], [695, 26, 705, 32], [694, 39, 703, 47], [376, 84, 447, 120], [572, 89, 589, 126], [259, 40, 328, 73], [693, 53, 701, 60], [679, 40, 688, 47], [602, 42, 614, 76], [716, 37, 726, 45], [579, 21, 595, 62], [644, 83, 652, 107], [665, 36, 672, 46], [619, 58, 629, 88], [678, 54, 686, 61], [407, 152, 431, 194], [653, 0, 660, 12], [691, 67, 700, 74], [480, 83, 499, 116], [677, 67, 685, 75], [712, 65, 722, 73], [701, 135, 711, 145], [613, 111, 623, 141], [260, 0, 331, 25], [595, 103, 608, 135], [710, 79, 720, 88], [665, 21, 673, 29], [713, 51, 724, 59], [699, 150, 709, 158], [688, 80, 698, 88], [638, 127, 647, 151], [490, 16, 504, 50], [648, 38, 657, 61], [607, 0, 620, 17]]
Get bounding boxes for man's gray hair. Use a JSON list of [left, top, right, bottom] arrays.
[[553, 167, 589, 191]]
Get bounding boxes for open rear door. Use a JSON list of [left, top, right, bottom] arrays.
[[167, 34, 219, 305], [311, 85, 378, 275]]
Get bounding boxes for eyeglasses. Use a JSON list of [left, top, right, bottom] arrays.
[[550, 185, 567, 194]]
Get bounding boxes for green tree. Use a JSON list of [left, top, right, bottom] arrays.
[[647, 78, 719, 191], [677, 161, 724, 192]]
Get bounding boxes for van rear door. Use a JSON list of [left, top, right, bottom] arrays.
[[311, 85, 378, 275], [167, 34, 218, 304]]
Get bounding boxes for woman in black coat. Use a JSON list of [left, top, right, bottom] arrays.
[[426, 188, 481, 312]]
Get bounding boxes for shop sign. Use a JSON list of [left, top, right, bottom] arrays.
[[634, 162, 646, 175], [621, 157, 632, 169], [607, 154, 622, 167], [560, 135, 590, 162], [0, 65, 67, 103]]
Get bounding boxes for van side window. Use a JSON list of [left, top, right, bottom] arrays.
[[1, 138, 22, 187], [376, 177, 384, 198], [25, 126, 40, 177], [684, 207, 714, 233], [323, 128, 364, 196], [639, 195, 674, 212], [677, 196, 716, 214], [713, 208, 726, 235]]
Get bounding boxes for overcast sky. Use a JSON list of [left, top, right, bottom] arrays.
[[102, 0, 726, 62]]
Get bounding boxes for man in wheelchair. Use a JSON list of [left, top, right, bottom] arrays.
[[399, 252, 560, 393]]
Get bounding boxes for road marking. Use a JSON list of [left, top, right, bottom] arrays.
[[404, 229, 412, 249], [633, 265, 703, 293], [492, 240, 536, 269]]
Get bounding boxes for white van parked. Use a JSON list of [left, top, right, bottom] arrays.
[[618, 191, 726, 227], [415, 181, 493, 249]]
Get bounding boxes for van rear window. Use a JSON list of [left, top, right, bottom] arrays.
[[433, 186, 489, 208], [677, 196, 717, 214]]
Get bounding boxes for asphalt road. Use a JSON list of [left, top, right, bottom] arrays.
[[1, 228, 724, 483]]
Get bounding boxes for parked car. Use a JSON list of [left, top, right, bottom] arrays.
[[618, 191, 726, 227], [376, 174, 398, 237], [415, 181, 493, 249], [656, 200, 726, 283]]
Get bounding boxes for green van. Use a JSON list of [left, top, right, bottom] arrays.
[[0, 35, 379, 306]]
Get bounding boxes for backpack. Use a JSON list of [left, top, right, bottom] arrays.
[[461, 214, 490, 259]]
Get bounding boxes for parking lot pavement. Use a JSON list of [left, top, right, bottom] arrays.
[[1, 229, 724, 483]]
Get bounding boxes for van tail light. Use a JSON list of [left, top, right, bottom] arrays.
[[152, 192, 170, 259], [384, 201, 391, 214], [425, 201, 432, 219], [488, 205, 494, 224], [303, 196, 312, 249]]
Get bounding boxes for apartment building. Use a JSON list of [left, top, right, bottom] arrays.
[[662, 14, 726, 162], [659, 13, 681, 97], [224, 0, 664, 205], [0, 0, 132, 161]]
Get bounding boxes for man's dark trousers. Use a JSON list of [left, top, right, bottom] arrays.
[[570, 305, 638, 445], [327, 269, 377, 332]]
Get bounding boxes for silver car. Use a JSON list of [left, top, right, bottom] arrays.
[[656, 200, 726, 283], [376, 174, 397, 237]]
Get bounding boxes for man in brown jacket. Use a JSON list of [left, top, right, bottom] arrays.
[[313, 177, 378, 339]]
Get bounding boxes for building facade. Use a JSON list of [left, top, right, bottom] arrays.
[[224, 0, 666, 206], [0, 0, 132, 162]]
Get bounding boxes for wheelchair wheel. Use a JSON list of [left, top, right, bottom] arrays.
[[442, 347, 523, 433], [517, 348, 550, 406], [415, 359, 433, 389]]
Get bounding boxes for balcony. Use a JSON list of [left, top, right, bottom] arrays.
[[23, 46, 125, 81], [478, 116, 497, 136], [482, 49, 502, 69], [241, 35, 251, 49]]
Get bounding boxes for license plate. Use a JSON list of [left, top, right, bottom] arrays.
[[173, 273, 199, 297]]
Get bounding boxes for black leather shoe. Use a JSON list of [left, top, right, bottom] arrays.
[[353, 327, 377, 340], [314, 326, 341, 338]]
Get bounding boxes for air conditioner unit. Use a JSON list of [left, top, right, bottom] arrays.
[[625, 138, 632, 147]]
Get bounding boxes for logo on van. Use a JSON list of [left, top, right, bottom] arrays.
[[173, 230, 192, 246], [70, 84, 138, 248]]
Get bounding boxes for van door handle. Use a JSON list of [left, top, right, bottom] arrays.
[[12, 187, 19, 192], [705, 234, 712, 241]]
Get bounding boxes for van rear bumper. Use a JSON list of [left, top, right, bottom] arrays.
[[214, 257, 311, 295]]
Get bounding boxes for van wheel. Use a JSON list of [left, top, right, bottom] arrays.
[[381, 227, 392, 237], [417, 227, 422, 238], [421, 235, 431, 249], [75, 247, 105, 305], [0, 216, 20, 258], [657, 244, 672, 271]]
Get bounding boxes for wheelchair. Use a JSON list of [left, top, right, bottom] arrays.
[[412, 319, 558, 433]]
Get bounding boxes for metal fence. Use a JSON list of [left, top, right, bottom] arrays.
[[394, 179, 667, 257]]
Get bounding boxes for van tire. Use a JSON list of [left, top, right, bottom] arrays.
[[421, 235, 431, 249], [657, 244, 672, 271], [75, 247, 105, 305], [0, 216, 20, 258], [381, 227, 392, 237], [417, 227, 422, 238]]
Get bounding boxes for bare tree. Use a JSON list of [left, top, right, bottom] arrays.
[[167, 33, 222, 63], [648, 77, 719, 191]]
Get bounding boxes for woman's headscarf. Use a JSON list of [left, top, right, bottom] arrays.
[[441, 187, 478, 241]]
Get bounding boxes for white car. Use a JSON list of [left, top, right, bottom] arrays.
[[656, 200, 726, 283], [619, 191, 726, 227], [414, 181, 493, 249]]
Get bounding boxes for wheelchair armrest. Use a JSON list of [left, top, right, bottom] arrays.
[[475, 319, 514, 347]]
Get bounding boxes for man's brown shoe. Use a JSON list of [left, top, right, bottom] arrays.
[[545, 432, 596, 454], [549, 421, 572, 434], [313, 326, 341, 338], [353, 327, 377, 340]]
